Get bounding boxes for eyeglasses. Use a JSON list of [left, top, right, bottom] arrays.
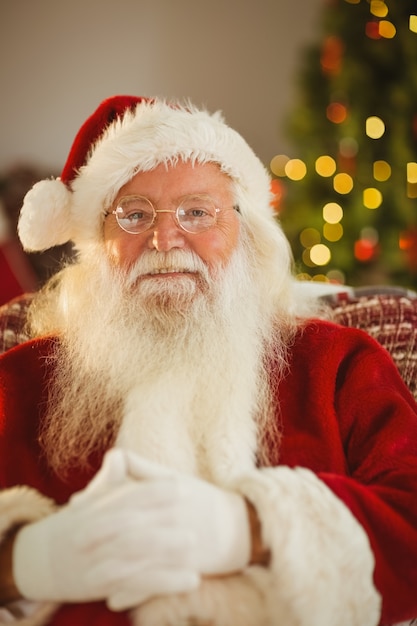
[[106, 194, 240, 235]]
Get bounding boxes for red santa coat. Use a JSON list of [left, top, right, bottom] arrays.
[[0, 319, 417, 626]]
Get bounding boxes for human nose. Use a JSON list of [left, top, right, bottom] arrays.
[[147, 210, 186, 252]]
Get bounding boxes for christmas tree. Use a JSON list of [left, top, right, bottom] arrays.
[[274, 0, 417, 288]]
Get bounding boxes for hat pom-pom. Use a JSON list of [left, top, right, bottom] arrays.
[[18, 179, 73, 252]]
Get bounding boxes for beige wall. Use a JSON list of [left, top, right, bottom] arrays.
[[0, 0, 322, 172]]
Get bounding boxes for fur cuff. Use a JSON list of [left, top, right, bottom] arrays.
[[0, 486, 56, 541], [0, 487, 59, 626], [233, 466, 382, 626]]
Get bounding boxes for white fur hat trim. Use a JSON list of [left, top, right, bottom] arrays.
[[18, 178, 72, 252]]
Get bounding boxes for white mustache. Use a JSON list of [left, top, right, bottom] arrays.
[[125, 250, 211, 287]]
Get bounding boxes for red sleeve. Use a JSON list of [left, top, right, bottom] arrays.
[[278, 321, 417, 625]]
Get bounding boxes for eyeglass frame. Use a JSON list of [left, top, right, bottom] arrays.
[[104, 194, 241, 235]]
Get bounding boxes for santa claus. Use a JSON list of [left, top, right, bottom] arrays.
[[0, 96, 416, 626]]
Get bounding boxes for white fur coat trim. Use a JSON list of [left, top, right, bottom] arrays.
[[0, 487, 58, 625], [234, 465, 381, 626], [130, 466, 381, 626]]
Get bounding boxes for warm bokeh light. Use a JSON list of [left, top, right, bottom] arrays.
[[285, 158, 307, 180], [270, 154, 290, 177], [354, 239, 377, 262], [311, 274, 329, 282], [370, 1, 388, 18], [302, 249, 316, 268], [410, 15, 417, 33], [300, 228, 321, 248], [361, 227, 379, 246], [310, 243, 331, 266], [326, 102, 347, 123], [373, 160, 391, 181], [333, 173, 354, 194], [315, 155, 337, 177], [323, 202, 343, 223], [366, 21, 381, 39], [407, 162, 417, 183], [323, 222, 343, 242], [407, 183, 417, 199], [366, 116, 385, 138], [339, 137, 358, 158], [321, 36, 344, 76], [327, 269, 345, 284], [400, 229, 417, 251], [379, 21, 396, 38], [270, 178, 285, 212], [363, 187, 383, 209]]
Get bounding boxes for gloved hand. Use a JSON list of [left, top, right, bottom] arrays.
[[123, 450, 252, 577], [13, 449, 200, 609]]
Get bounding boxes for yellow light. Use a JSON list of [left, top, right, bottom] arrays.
[[373, 160, 391, 181], [285, 159, 307, 181], [410, 15, 417, 33], [363, 187, 383, 209], [379, 20, 396, 38], [323, 202, 343, 223], [270, 154, 290, 177], [310, 244, 331, 266], [366, 116, 385, 139], [407, 162, 417, 183], [323, 223, 343, 242], [300, 228, 321, 248], [315, 155, 337, 177], [407, 183, 417, 199], [370, 1, 388, 17], [333, 173, 354, 194], [302, 249, 316, 268]]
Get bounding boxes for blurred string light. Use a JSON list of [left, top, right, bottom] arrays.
[[407, 162, 417, 183], [363, 187, 383, 209], [407, 162, 417, 198], [333, 173, 354, 194], [268, 22, 416, 283], [326, 102, 347, 123], [315, 155, 337, 177], [344, 0, 417, 35], [373, 160, 391, 181], [354, 227, 379, 262], [339, 137, 358, 158], [323, 202, 343, 223], [366, 116, 385, 138], [284, 158, 307, 181], [321, 36, 344, 75], [370, 1, 388, 18]]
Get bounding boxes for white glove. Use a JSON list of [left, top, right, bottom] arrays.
[[13, 449, 200, 609], [123, 450, 251, 577]]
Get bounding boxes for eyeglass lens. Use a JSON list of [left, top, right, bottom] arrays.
[[114, 195, 217, 234]]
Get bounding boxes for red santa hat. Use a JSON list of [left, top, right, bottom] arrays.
[[18, 95, 273, 252]]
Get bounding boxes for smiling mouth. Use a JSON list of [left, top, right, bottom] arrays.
[[146, 268, 196, 276]]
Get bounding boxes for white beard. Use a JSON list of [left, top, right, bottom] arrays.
[[39, 241, 285, 482]]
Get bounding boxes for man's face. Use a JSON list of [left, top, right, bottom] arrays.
[[103, 161, 241, 277]]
